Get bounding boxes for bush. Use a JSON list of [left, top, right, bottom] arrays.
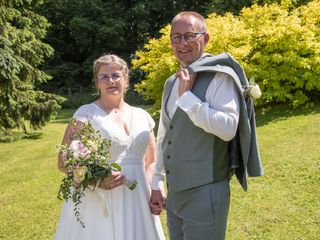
[[132, 1, 320, 109]]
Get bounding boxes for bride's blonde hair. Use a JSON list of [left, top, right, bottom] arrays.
[[93, 54, 129, 85]]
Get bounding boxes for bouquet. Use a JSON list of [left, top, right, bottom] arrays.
[[57, 119, 137, 227]]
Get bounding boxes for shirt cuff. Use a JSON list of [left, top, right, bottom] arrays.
[[176, 91, 202, 113], [151, 177, 165, 191]]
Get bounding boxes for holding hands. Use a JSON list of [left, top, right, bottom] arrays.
[[150, 190, 167, 215]]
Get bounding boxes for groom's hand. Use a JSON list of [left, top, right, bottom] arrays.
[[176, 68, 196, 96], [149, 190, 166, 215]]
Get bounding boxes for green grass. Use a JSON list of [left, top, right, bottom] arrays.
[[227, 105, 320, 240], [0, 105, 319, 240]]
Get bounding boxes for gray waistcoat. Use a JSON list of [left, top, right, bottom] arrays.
[[162, 72, 229, 193]]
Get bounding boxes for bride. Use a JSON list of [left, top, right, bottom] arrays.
[[55, 54, 165, 240]]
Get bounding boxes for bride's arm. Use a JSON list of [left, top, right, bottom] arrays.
[[145, 130, 167, 214], [57, 121, 84, 174], [144, 130, 157, 185]]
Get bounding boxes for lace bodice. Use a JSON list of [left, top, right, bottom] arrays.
[[73, 103, 155, 165]]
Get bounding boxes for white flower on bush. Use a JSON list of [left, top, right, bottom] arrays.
[[69, 140, 91, 159]]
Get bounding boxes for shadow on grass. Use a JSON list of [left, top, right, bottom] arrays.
[[51, 109, 75, 124], [1, 109, 74, 143], [255, 102, 320, 127], [0, 132, 43, 143], [23, 132, 43, 140]]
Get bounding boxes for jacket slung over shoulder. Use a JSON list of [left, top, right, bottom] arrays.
[[185, 52, 264, 191]]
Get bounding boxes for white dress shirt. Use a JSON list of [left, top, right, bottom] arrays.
[[151, 71, 240, 190]]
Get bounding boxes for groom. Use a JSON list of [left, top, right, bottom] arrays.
[[150, 11, 263, 240]]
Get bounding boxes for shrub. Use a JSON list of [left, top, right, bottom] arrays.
[[132, 1, 320, 109]]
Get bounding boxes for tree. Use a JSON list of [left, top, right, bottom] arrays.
[[237, 1, 320, 106], [255, 0, 312, 7], [132, 0, 320, 110], [204, 0, 253, 15], [36, 0, 315, 107], [0, 0, 64, 132], [37, 0, 217, 95]]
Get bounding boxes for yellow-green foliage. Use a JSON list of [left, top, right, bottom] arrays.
[[240, 2, 320, 106], [132, 1, 320, 110], [206, 12, 252, 61], [132, 26, 177, 111]]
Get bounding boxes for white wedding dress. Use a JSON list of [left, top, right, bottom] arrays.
[[55, 103, 165, 240]]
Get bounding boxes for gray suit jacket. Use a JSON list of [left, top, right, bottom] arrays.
[[161, 52, 264, 191]]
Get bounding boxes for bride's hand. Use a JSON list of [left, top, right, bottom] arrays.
[[101, 171, 126, 190]]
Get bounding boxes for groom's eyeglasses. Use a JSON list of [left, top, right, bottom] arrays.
[[170, 32, 205, 44]]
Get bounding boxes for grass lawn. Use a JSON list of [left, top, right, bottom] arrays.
[[0, 105, 319, 239]]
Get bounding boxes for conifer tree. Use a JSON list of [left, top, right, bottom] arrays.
[[0, 0, 64, 133]]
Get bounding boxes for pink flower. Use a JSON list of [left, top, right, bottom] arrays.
[[60, 152, 67, 161], [69, 140, 91, 159], [79, 147, 91, 159]]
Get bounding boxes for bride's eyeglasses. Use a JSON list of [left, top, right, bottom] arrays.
[[98, 73, 122, 82]]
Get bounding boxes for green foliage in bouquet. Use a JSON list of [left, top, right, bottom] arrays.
[[56, 119, 121, 227]]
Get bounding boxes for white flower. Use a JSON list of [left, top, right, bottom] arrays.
[[73, 166, 87, 184], [86, 140, 98, 152], [69, 140, 81, 159], [243, 77, 262, 99], [250, 84, 262, 99]]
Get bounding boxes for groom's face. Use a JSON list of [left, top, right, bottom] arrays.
[[170, 16, 208, 67]]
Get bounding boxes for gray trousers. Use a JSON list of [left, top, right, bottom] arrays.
[[166, 179, 230, 240]]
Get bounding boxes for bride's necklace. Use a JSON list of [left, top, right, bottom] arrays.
[[97, 100, 133, 137], [114, 108, 122, 114], [97, 100, 125, 114], [112, 107, 126, 114]]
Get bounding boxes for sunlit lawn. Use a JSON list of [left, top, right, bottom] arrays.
[[0, 104, 319, 239]]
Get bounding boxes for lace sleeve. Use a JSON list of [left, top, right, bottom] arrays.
[[134, 107, 155, 130], [73, 104, 95, 122], [144, 110, 156, 130]]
